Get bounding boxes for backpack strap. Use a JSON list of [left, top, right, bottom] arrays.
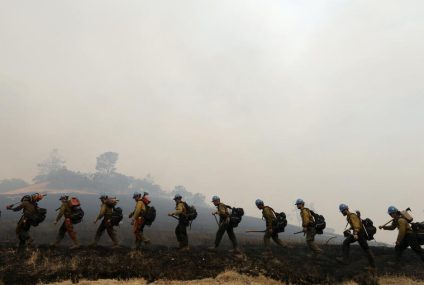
[[267, 206, 278, 219], [304, 208, 316, 224], [344, 222, 349, 230]]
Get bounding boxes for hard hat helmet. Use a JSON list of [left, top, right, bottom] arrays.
[[31, 193, 43, 202], [295, 198, 305, 205], [255, 199, 264, 206], [388, 206, 398, 215], [133, 192, 141, 199], [173, 193, 182, 200], [339, 203, 349, 213], [212, 195, 220, 202], [59, 195, 69, 201], [99, 194, 108, 200]]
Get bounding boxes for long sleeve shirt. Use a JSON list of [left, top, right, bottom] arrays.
[[12, 201, 37, 215], [347, 213, 362, 235], [383, 217, 412, 243], [300, 208, 314, 228], [171, 201, 186, 217], [96, 203, 113, 221], [132, 200, 146, 222], [218, 203, 229, 217], [216, 203, 230, 223], [262, 206, 276, 230], [55, 202, 72, 222]]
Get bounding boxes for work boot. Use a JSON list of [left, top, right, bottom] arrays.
[[70, 240, 80, 250], [179, 246, 190, 252], [143, 238, 151, 245], [336, 257, 349, 265], [366, 249, 376, 268], [230, 247, 241, 254], [50, 240, 60, 248], [276, 240, 289, 248], [208, 246, 218, 252]]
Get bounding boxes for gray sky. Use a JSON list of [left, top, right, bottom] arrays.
[[1, 0, 423, 243]]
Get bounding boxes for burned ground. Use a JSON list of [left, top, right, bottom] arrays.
[[0, 243, 423, 285]]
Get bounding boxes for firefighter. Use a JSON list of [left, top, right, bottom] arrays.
[[6, 193, 45, 248], [51, 195, 80, 249], [336, 204, 375, 268], [129, 192, 151, 249], [295, 199, 323, 255], [380, 206, 424, 263], [168, 194, 189, 251]]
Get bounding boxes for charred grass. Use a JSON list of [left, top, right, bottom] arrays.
[[0, 243, 423, 285]]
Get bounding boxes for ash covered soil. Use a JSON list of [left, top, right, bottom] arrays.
[[0, 244, 423, 285]]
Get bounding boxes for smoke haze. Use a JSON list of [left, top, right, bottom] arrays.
[[1, 0, 424, 243]]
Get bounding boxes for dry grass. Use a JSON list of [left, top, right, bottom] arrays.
[[26, 249, 40, 268], [379, 277, 424, 285], [342, 276, 424, 285], [43, 273, 424, 285], [43, 270, 283, 284]]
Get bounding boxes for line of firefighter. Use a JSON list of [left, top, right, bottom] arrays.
[[5, 192, 424, 265]]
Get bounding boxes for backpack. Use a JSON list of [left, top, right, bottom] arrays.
[[411, 222, 424, 245], [183, 202, 197, 221], [110, 206, 123, 226], [362, 218, 377, 240], [271, 209, 288, 233], [26, 208, 47, 226], [400, 209, 413, 223], [143, 205, 156, 226], [310, 210, 326, 234], [69, 197, 84, 224], [229, 207, 244, 228]]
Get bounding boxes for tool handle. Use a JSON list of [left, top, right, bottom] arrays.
[[379, 219, 394, 228]]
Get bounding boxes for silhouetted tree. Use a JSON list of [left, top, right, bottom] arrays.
[[33, 149, 67, 182], [96, 152, 118, 175], [37, 149, 66, 175]]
